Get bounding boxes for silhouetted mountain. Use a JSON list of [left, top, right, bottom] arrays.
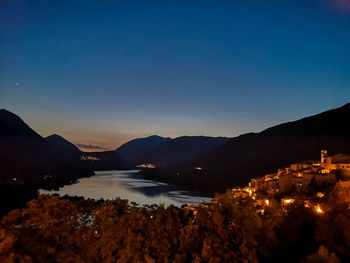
[[46, 134, 80, 152], [81, 151, 132, 170], [0, 109, 41, 137], [0, 109, 95, 216], [143, 103, 350, 194], [137, 136, 231, 167], [116, 135, 171, 162], [0, 109, 93, 185]]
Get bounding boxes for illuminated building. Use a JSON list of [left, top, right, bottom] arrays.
[[80, 156, 100, 161], [321, 150, 328, 163], [316, 192, 325, 198], [136, 164, 156, 169], [281, 198, 295, 205], [314, 204, 324, 214], [249, 150, 350, 195]]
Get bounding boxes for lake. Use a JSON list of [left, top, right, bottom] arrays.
[[40, 170, 213, 206]]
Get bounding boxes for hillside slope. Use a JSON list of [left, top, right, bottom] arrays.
[[115, 135, 171, 162], [190, 103, 350, 186], [0, 109, 93, 184], [143, 103, 350, 194], [0, 109, 41, 137], [137, 136, 231, 167], [46, 134, 80, 152]]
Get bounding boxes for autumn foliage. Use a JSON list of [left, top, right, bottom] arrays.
[[1, 190, 350, 263]]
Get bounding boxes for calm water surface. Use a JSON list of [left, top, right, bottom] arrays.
[[40, 170, 212, 206]]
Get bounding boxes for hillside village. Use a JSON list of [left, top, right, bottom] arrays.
[[206, 150, 350, 216], [249, 150, 350, 195]]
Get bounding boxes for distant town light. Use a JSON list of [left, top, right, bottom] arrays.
[[265, 199, 269, 206], [194, 166, 202, 170], [316, 192, 325, 198], [258, 209, 265, 215], [81, 156, 100, 161], [304, 201, 312, 208], [244, 187, 254, 196], [136, 163, 155, 169], [314, 204, 324, 214], [282, 198, 295, 205]]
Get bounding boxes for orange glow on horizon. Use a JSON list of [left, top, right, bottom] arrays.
[[77, 146, 111, 153]]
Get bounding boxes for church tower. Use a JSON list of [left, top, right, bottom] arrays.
[[321, 150, 328, 163]]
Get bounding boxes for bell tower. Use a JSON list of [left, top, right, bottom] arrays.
[[321, 150, 328, 163]]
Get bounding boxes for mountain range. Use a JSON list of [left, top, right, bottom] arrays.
[[3, 103, 350, 195], [0, 109, 130, 187], [0, 109, 135, 216], [115, 135, 171, 162], [142, 103, 350, 194], [0, 109, 93, 186], [0, 109, 95, 216], [135, 136, 230, 166]]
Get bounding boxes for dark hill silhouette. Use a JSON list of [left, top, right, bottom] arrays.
[[0, 109, 95, 216], [143, 103, 350, 194], [115, 135, 171, 162], [137, 136, 231, 167], [46, 134, 80, 152], [44, 134, 131, 170], [0, 109, 41, 137], [0, 109, 93, 185], [260, 103, 350, 137]]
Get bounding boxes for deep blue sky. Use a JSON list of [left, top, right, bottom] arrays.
[[1, 0, 350, 150]]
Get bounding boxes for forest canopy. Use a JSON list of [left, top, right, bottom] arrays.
[[1, 188, 350, 263]]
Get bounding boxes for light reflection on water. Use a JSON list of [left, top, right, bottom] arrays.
[[40, 170, 212, 207]]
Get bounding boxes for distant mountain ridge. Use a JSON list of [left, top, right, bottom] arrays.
[[0, 109, 94, 186], [46, 134, 80, 152], [0, 109, 130, 185], [115, 135, 171, 162], [45, 134, 131, 170], [0, 110, 94, 217], [142, 103, 350, 194], [188, 103, 350, 186], [44, 134, 131, 171], [137, 136, 231, 167], [260, 103, 350, 137]]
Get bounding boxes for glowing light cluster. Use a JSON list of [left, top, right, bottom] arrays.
[[282, 198, 295, 205], [81, 156, 100, 161], [316, 192, 325, 198], [314, 204, 324, 214], [136, 164, 155, 168]]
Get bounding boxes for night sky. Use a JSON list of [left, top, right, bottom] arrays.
[[1, 0, 350, 151]]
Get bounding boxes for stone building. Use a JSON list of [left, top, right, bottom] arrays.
[[250, 150, 347, 195]]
